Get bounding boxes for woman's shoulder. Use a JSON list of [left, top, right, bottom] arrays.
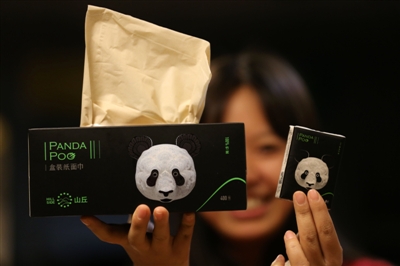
[[343, 257, 395, 266]]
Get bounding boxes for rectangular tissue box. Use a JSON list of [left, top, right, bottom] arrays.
[[28, 123, 247, 217], [275, 125, 345, 209]]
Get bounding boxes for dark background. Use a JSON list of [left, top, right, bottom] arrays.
[[1, 1, 399, 265]]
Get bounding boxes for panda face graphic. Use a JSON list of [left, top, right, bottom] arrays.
[[128, 134, 200, 203], [136, 144, 196, 202], [295, 157, 329, 190]]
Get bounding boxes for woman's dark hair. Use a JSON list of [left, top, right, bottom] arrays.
[[201, 50, 320, 139]]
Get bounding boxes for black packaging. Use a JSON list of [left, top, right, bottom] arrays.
[[28, 123, 247, 217], [275, 125, 345, 208]]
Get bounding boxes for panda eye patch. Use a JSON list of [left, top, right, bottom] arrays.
[[316, 173, 322, 183], [147, 169, 158, 187], [172, 168, 185, 186], [301, 170, 309, 179]]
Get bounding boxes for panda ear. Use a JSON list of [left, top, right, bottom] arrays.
[[295, 149, 309, 163], [321, 154, 335, 169], [176, 134, 201, 157], [128, 136, 153, 160]]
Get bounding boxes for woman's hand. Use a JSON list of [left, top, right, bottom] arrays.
[[271, 189, 343, 266], [81, 204, 195, 266]]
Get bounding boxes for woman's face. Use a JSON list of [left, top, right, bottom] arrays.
[[200, 85, 293, 242]]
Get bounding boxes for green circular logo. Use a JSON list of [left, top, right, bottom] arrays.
[[57, 192, 72, 208]]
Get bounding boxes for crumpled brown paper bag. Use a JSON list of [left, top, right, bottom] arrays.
[[80, 5, 211, 126]]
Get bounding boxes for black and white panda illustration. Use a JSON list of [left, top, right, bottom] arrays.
[[128, 134, 200, 203], [294, 151, 331, 190]]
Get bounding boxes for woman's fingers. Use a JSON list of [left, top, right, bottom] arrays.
[[82, 205, 193, 266], [151, 207, 172, 251], [307, 190, 343, 265], [284, 230, 309, 266], [128, 204, 152, 251], [292, 190, 324, 264], [270, 254, 286, 266], [173, 212, 196, 249], [80, 215, 130, 245], [292, 189, 343, 266]]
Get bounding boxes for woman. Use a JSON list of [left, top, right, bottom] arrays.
[[190, 51, 392, 266], [190, 51, 322, 265], [81, 51, 390, 265]]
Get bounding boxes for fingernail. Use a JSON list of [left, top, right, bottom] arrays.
[[271, 254, 285, 265], [153, 208, 162, 220], [80, 216, 90, 226], [284, 230, 296, 240], [184, 212, 195, 222], [294, 191, 306, 205], [274, 254, 285, 263], [183, 212, 194, 221], [135, 206, 147, 220], [308, 189, 320, 202], [153, 207, 167, 221]]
